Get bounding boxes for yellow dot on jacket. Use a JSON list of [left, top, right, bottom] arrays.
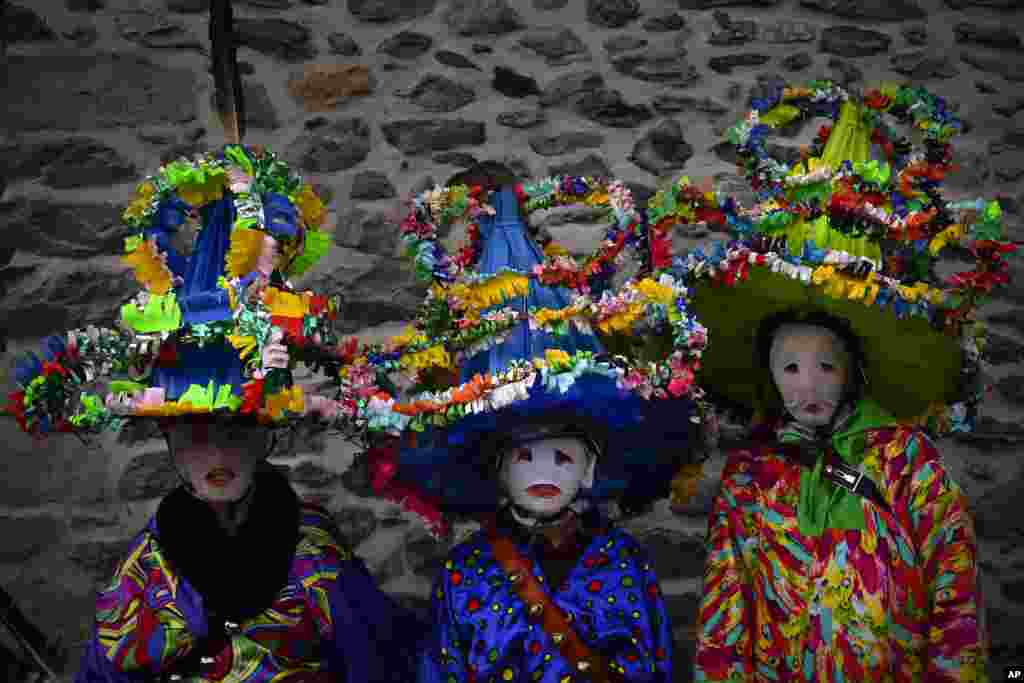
[[227, 334, 259, 362]]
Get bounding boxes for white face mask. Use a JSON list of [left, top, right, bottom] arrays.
[[769, 323, 851, 428], [499, 437, 595, 518]]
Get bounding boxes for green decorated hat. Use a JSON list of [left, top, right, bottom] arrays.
[[658, 80, 1016, 434]]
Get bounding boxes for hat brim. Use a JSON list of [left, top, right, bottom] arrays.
[[390, 373, 699, 516], [691, 266, 963, 421]]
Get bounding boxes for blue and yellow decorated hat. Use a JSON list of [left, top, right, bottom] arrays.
[[5, 145, 346, 436], [661, 80, 1017, 435], [336, 179, 710, 535]]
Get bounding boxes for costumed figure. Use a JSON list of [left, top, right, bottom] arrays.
[[334, 176, 713, 682], [659, 80, 1014, 680], [3, 1, 425, 680]]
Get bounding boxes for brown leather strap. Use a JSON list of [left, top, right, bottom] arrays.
[[484, 520, 625, 683]]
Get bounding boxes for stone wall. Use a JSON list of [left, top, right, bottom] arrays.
[[1, 0, 1023, 680]]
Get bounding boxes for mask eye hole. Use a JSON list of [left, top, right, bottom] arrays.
[[820, 362, 836, 372], [555, 450, 574, 466], [783, 363, 798, 374], [514, 448, 532, 463]]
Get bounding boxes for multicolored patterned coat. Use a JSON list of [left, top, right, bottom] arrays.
[[75, 504, 423, 683], [419, 512, 674, 683], [695, 424, 988, 682]]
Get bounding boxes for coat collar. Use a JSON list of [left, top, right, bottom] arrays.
[[154, 466, 300, 623]]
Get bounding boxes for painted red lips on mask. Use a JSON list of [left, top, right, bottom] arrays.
[[206, 467, 236, 487], [527, 484, 561, 498]]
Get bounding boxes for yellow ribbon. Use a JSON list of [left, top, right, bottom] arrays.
[[263, 288, 308, 317], [225, 227, 266, 279], [401, 345, 452, 371], [264, 385, 305, 420], [227, 334, 259, 361], [121, 240, 173, 295]]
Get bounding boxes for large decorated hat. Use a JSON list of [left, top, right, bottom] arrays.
[[660, 80, 1017, 435], [4, 146, 345, 436], [4, 1, 348, 437], [334, 178, 711, 536]]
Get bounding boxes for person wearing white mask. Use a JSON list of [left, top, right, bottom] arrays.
[[338, 184, 710, 683], [413, 412, 678, 683], [767, 322, 851, 429], [671, 76, 1005, 681], [693, 309, 988, 681], [756, 311, 890, 536]]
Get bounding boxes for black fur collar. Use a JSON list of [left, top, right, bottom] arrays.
[[155, 466, 300, 623]]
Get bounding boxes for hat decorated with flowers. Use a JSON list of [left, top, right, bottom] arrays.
[[4, 1, 350, 437], [728, 79, 962, 206], [663, 80, 1017, 435], [334, 179, 711, 536], [4, 145, 350, 437]]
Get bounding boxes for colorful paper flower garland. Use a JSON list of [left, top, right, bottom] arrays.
[[731, 155, 1014, 292], [331, 176, 717, 441], [6, 329, 136, 435], [514, 176, 650, 292], [645, 176, 739, 249], [399, 176, 650, 295], [398, 183, 492, 284], [334, 271, 710, 438], [120, 145, 347, 423], [723, 81, 972, 286], [726, 80, 962, 203], [7, 293, 347, 436]]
